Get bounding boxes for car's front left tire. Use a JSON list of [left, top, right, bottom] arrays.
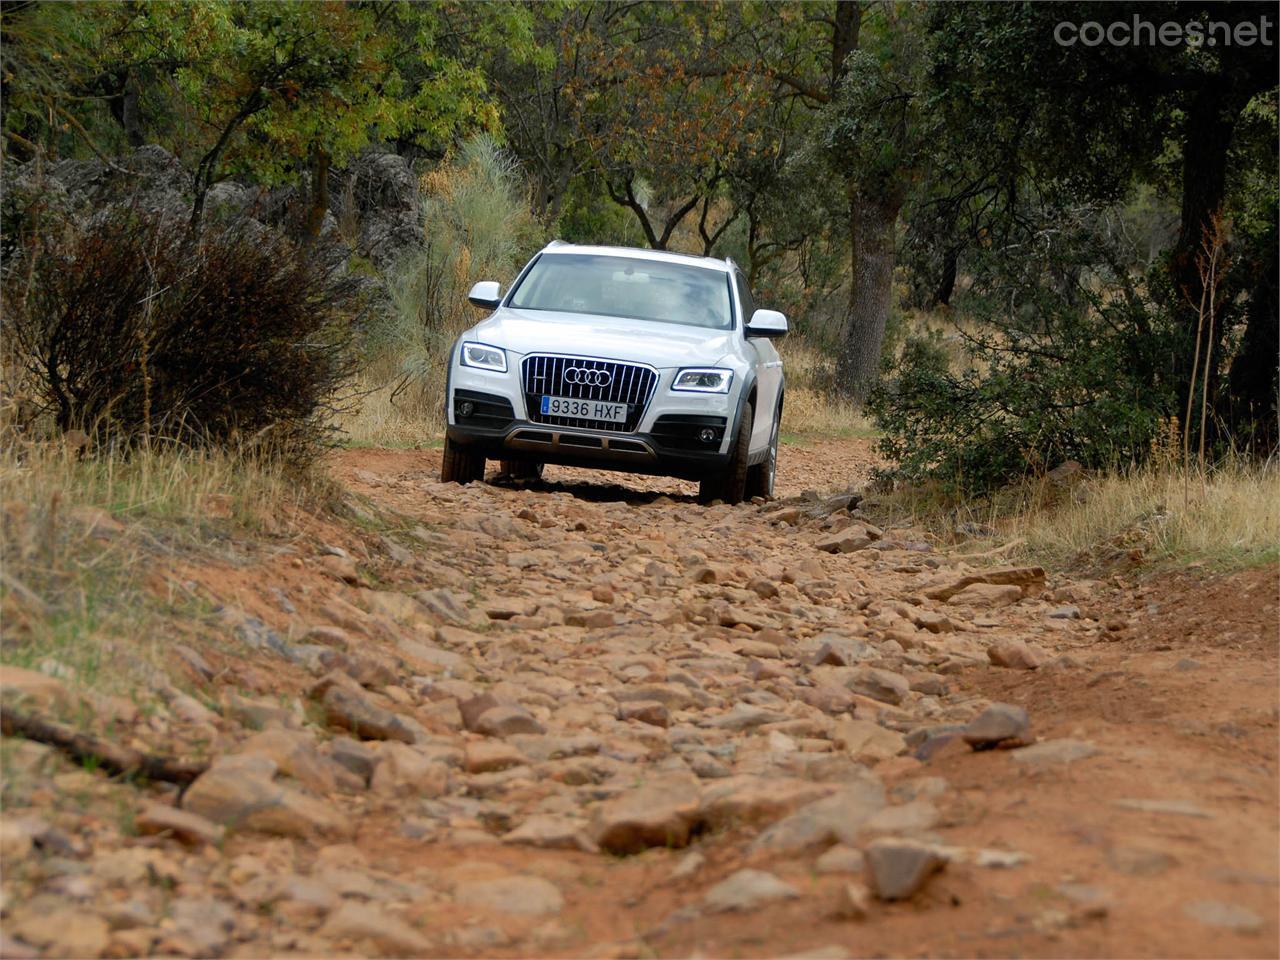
[[441, 435, 485, 484], [699, 401, 751, 505]]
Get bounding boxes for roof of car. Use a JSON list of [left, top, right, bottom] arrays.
[[540, 241, 733, 272]]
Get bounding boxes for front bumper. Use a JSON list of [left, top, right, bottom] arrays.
[[447, 415, 730, 480]]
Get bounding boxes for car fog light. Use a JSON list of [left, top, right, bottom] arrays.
[[699, 428, 716, 443], [459, 401, 475, 417]]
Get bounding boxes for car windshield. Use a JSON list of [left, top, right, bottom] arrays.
[[507, 253, 734, 329]]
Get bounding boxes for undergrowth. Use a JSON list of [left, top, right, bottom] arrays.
[[867, 454, 1279, 573], [0, 436, 335, 700]]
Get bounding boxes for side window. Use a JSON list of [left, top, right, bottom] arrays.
[[734, 271, 755, 325]]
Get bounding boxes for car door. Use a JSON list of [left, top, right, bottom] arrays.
[[736, 270, 782, 452]]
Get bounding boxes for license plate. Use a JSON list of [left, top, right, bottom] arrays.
[[540, 395, 627, 423]]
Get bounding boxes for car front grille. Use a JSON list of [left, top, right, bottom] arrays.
[[521, 354, 657, 433]]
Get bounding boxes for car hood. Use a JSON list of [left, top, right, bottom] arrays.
[[474, 308, 733, 367]]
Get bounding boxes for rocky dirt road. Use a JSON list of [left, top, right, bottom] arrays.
[[1, 441, 1276, 959]]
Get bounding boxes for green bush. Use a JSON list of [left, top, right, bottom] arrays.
[[374, 136, 545, 375], [869, 209, 1181, 494]]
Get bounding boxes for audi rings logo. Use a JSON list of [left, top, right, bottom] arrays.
[[564, 367, 612, 387]]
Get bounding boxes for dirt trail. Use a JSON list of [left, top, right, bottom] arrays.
[[2, 441, 1276, 959]]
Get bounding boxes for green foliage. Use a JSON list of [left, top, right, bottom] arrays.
[[870, 208, 1180, 493], [376, 136, 544, 374]]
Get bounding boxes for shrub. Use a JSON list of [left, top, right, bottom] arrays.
[[869, 206, 1181, 494], [2, 210, 361, 458], [346, 136, 543, 441]]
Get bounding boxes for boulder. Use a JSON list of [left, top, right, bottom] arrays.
[[864, 838, 948, 900], [588, 773, 701, 854]]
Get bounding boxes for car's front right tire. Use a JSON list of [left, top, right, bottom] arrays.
[[441, 435, 485, 484], [699, 401, 751, 505]]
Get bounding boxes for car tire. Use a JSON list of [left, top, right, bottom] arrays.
[[699, 401, 752, 505], [745, 403, 780, 500], [500, 459, 543, 480], [440, 435, 485, 484]]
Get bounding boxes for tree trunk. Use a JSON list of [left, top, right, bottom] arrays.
[[830, 2, 862, 94], [837, 186, 902, 399], [121, 75, 144, 148], [1224, 222, 1279, 455], [932, 246, 958, 307], [303, 145, 331, 243]]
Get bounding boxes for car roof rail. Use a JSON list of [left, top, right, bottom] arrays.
[[725, 256, 739, 272], [545, 239, 571, 249]]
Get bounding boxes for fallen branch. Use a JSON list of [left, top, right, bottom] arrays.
[[0, 708, 209, 786]]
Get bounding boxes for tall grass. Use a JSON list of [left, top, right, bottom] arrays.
[[777, 338, 875, 441], [0, 436, 327, 698], [340, 136, 544, 445], [868, 454, 1280, 572], [1015, 458, 1280, 570]]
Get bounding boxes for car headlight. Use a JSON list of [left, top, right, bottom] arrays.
[[460, 341, 507, 372], [672, 368, 733, 393]]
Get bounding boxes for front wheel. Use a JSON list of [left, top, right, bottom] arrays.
[[440, 435, 485, 484], [699, 401, 751, 505], [745, 405, 780, 500]]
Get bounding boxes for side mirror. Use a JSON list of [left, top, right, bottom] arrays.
[[745, 308, 788, 338], [467, 281, 502, 309]]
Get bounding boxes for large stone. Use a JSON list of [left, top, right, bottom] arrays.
[[238, 728, 340, 794], [922, 566, 1045, 602], [707, 703, 787, 731], [701, 777, 838, 830], [503, 816, 599, 853], [815, 527, 877, 554], [321, 901, 433, 955], [962, 703, 1032, 750], [832, 719, 907, 760], [704, 869, 800, 912], [135, 804, 225, 847], [464, 740, 527, 774], [182, 757, 351, 839], [987, 639, 1046, 670], [589, 773, 701, 854], [330, 737, 379, 785], [848, 667, 910, 706], [475, 705, 546, 738], [455, 876, 564, 917], [751, 780, 886, 854], [948, 583, 1023, 607], [322, 686, 418, 743], [369, 742, 449, 798], [864, 838, 948, 900], [415, 588, 474, 624]]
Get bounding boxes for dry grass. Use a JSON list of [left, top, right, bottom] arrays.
[[870, 456, 1280, 572], [1013, 459, 1280, 570], [337, 370, 443, 448], [0, 438, 326, 698], [777, 338, 875, 441]]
